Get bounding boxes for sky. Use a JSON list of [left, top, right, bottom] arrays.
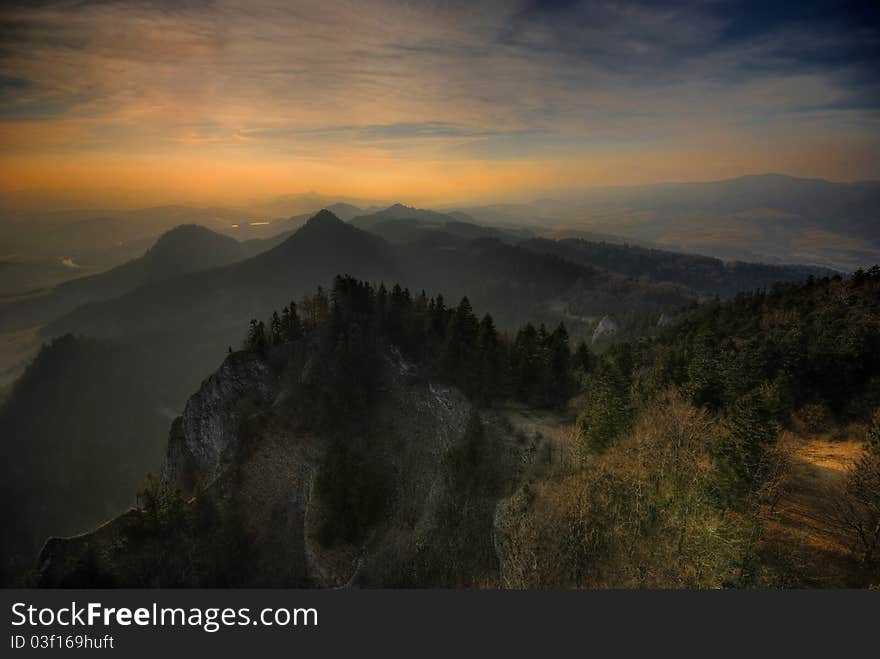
[[1, 0, 879, 209]]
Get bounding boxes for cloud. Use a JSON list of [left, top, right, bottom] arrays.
[[0, 0, 877, 205]]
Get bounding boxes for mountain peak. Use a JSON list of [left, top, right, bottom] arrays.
[[152, 223, 221, 245], [146, 224, 239, 258], [305, 209, 344, 227], [139, 224, 243, 278]]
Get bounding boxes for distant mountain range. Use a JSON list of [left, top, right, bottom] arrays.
[[2, 174, 877, 299], [460, 174, 880, 271], [41, 208, 830, 394], [350, 203, 534, 244]]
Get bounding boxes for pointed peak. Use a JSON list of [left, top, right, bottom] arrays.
[[305, 209, 344, 226]]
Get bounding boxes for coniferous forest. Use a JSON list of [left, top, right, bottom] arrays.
[[4, 238, 880, 589], [168, 268, 880, 588]]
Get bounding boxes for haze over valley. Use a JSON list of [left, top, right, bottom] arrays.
[[1, 1, 879, 589]]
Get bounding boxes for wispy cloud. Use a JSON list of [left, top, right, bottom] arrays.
[[0, 0, 878, 205]]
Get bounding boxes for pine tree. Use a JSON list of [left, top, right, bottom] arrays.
[[431, 294, 447, 339], [282, 301, 303, 341], [546, 323, 571, 408], [576, 360, 631, 452], [687, 327, 724, 409], [443, 297, 479, 394], [477, 313, 502, 404], [512, 323, 539, 402], [572, 340, 593, 390], [302, 286, 329, 330], [245, 319, 267, 354], [716, 388, 779, 507], [270, 311, 283, 345]]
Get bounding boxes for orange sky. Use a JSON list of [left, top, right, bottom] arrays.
[[1, 1, 878, 210]]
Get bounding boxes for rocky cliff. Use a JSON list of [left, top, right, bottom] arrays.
[[36, 346, 547, 587], [161, 351, 278, 495]]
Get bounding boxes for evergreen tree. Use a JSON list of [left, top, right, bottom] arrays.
[[443, 297, 479, 394], [270, 311, 283, 345], [477, 313, 502, 404], [573, 340, 592, 374], [576, 360, 631, 452], [546, 322, 572, 408], [245, 319, 267, 354], [281, 302, 302, 341], [715, 388, 779, 507], [511, 323, 540, 403], [687, 326, 725, 409]]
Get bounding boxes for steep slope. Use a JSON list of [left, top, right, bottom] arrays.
[[33, 281, 548, 588], [0, 212, 401, 585], [45, 210, 398, 341], [325, 202, 366, 221], [0, 334, 186, 584], [0, 225, 249, 332], [33, 271, 880, 589], [396, 234, 693, 332], [38, 211, 401, 453], [36, 348, 510, 587]]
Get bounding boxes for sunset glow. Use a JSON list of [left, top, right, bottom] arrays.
[[1, 1, 878, 208]]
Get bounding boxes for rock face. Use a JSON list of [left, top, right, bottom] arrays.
[[592, 315, 619, 344], [161, 351, 277, 495], [36, 339, 557, 588], [36, 347, 502, 587]]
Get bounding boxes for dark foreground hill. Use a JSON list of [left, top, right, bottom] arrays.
[[34, 271, 880, 588]]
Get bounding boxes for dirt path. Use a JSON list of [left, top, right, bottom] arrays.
[[761, 432, 867, 586]]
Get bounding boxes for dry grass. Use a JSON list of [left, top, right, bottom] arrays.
[[760, 430, 870, 586]]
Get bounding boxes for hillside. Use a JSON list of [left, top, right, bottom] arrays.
[[1, 211, 847, 586], [46, 211, 398, 343], [0, 224, 250, 332], [0, 335, 187, 583], [34, 271, 880, 588], [464, 175, 880, 271], [520, 237, 833, 298], [350, 204, 532, 245], [350, 203, 468, 229]]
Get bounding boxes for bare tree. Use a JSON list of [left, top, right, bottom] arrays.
[[830, 451, 880, 565]]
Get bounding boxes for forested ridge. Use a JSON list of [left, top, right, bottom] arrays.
[[243, 274, 587, 417], [224, 268, 880, 586], [11, 267, 880, 588]]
